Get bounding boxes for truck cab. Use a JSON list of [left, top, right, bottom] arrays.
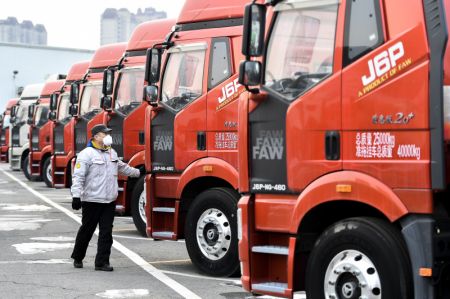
[[99, 19, 175, 234], [237, 0, 450, 298], [1, 98, 19, 162], [143, 0, 248, 276], [9, 84, 44, 173], [50, 61, 90, 188], [69, 43, 126, 178], [28, 80, 65, 185]]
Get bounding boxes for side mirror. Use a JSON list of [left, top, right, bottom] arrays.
[[48, 111, 57, 121], [239, 61, 262, 86], [70, 83, 80, 104], [143, 85, 158, 106], [0, 115, 3, 123], [69, 105, 78, 116], [50, 93, 58, 111], [11, 106, 16, 117], [101, 96, 112, 111], [242, 3, 266, 57], [102, 69, 115, 96], [145, 48, 162, 84]]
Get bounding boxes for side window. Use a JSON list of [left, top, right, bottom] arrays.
[[344, 0, 383, 66], [208, 38, 232, 89]]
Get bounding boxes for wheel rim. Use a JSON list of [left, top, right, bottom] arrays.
[[26, 159, 31, 176], [324, 250, 381, 299], [46, 160, 52, 184], [196, 208, 232, 261], [138, 190, 147, 225]]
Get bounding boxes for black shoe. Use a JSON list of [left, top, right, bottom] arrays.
[[73, 260, 83, 268], [95, 264, 114, 271]]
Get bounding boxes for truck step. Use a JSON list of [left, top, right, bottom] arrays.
[[153, 207, 175, 213], [54, 171, 65, 175], [252, 282, 288, 294], [152, 231, 175, 239], [53, 184, 65, 188], [252, 245, 289, 256], [10, 158, 20, 162], [32, 163, 40, 167], [118, 187, 124, 192]]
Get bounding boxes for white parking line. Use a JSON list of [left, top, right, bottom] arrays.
[[1, 169, 201, 299]]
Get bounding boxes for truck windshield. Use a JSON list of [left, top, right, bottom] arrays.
[[34, 104, 50, 126], [115, 68, 145, 110], [57, 94, 70, 121], [17, 105, 27, 123], [161, 49, 205, 111], [79, 83, 102, 116], [2, 115, 10, 128], [265, 4, 338, 100]]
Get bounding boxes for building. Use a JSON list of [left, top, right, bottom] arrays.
[[0, 42, 94, 110], [0, 17, 47, 46], [100, 7, 167, 45]]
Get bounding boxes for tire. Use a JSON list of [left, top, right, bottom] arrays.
[[22, 155, 32, 180], [42, 157, 53, 188], [131, 176, 147, 236], [185, 187, 240, 277], [305, 217, 413, 299]]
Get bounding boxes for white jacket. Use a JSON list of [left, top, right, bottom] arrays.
[[71, 143, 140, 203]]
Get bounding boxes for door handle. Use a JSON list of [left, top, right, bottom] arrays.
[[325, 131, 340, 160], [197, 132, 206, 151]]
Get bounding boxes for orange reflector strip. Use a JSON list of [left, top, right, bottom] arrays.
[[419, 268, 432, 277], [203, 165, 213, 173], [336, 184, 352, 193]]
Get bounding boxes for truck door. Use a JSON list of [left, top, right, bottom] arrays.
[[151, 43, 208, 172], [206, 37, 242, 168], [249, 2, 342, 193]]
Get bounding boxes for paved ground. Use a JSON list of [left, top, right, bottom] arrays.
[[0, 164, 252, 299]]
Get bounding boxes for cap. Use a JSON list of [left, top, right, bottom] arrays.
[[91, 124, 112, 137]]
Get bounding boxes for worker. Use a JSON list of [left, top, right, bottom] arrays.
[[70, 124, 142, 271]]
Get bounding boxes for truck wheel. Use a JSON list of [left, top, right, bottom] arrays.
[[131, 176, 147, 236], [22, 156, 32, 180], [185, 188, 240, 277], [305, 217, 413, 299], [42, 157, 52, 188]]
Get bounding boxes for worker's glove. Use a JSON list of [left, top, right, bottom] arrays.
[[72, 197, 81, 210], [139, 168, 146, 177]]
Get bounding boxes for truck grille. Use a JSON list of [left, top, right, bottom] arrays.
[[0, 130, 6, 146], [53, 124, 65, 155], [31, 127, 40, 151]]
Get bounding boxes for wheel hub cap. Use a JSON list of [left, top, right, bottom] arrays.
[[138, 191, 146, 224], [46, 161, 52, 183], [196, 208, 232, 261], [324, 250, 381, 299]]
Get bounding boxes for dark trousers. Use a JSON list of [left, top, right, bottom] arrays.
[[71, 201, 115, 266]]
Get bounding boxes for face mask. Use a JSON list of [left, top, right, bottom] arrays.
[[103, 135, 113, 146]]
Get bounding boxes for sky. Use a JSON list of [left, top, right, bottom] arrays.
[[0, 0, 185, 50]]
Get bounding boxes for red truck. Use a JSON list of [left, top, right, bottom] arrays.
[[50, 61, 90, 188], [0, 98, 19, 162], [28, 80, 65, 184], [100, 19, 175, 234], [143, 0, 248, 276], [237, 0, 450, 298], [51, 43, 126, 188]]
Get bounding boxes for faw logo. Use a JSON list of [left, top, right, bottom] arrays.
[[253, 130, 284, 160], [216, 78, 244, 111], [153, 131, 173, 151]]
